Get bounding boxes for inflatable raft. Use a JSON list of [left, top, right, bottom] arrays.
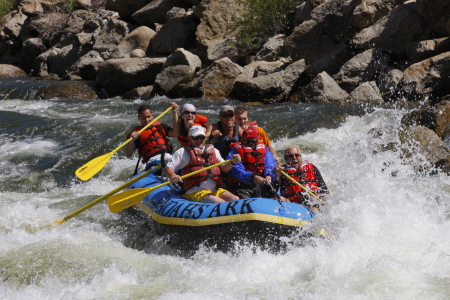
[[124, 164, 318, 245]]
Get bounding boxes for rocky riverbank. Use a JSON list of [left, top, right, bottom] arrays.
[[0, 0, 449, 173]]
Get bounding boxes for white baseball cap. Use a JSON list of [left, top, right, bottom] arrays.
[[189, 125, 205, 137]]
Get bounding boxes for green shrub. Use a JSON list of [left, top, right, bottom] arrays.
[[231, 0, 302, 54], [0, 0, 15, 19]]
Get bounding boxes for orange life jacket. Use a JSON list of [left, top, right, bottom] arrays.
[[182, 144, 223, 191], [281, 161, 319, 204], [228, 142, 266, 183], [126, 121, 172, 162], [177, 114, 209, 147]]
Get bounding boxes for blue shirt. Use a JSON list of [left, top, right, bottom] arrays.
[[226, 145, 277, 183]]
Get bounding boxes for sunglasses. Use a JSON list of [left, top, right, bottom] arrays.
[[183, 111, 196, 115], [246, 138, 258, 144], [221, 113, 234, 118], [286, 154, 301, 158], [192, 135, 206, 140]]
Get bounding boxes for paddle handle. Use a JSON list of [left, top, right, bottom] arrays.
[[280, 170, 324, 202], [112, 106, 173, 154]]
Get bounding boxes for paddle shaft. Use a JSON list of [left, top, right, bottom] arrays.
[[57, 166, 160, 224], [107, 159, 232, 213], [280, 170, 324, 201]]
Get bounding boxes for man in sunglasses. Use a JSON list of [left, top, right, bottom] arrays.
[[165, 126, 241, 203], [208, 105, 243, 159], [226, 128, 278, 199], [274, 147, 328, 212]]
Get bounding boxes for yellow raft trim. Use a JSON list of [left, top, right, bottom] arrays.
[[135, 202, 310, 228]]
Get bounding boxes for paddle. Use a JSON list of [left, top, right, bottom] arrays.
[[75, 107, 173, 181], [107, 159, 232, 213], [46, 165, 162, 228], [280, 170, 325, 202]]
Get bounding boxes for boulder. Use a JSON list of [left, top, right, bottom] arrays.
[[398, 126, 450, 174], [95, 57, 166, 97], [55, 10, 95, 48], [253, 34, 286, 62], [47, 44, 85, 77], [349, 0, 407, 29], [416, 0, 450, 37], [150, 14, 197, 54], [18, 0, 61, 15], [73, 50, 104, 80], [0, 64, 27, 78], [75, 0, 91, 8], [401, 100, 450, 139], [92, 18, 137, 59], [350, 2, 426, 55], [19, 38, 46, 73], [195, 0, 243, 63], [377, 68, 403, 98], [162, 48, 201, 73], [85, 9, 119, 29], [289, 71, 349, 103], [105, 0, 147, 21], [347, 81, 384, 104], [180, 57, 243, 99], [132, 0, 191, 27], [36, 81, 99, 100], [31, 47, 59, 77], [153, 65, 194, 97], [0, 11, 28, 47], [130, 49, 145, 57], [111, 26, 156, 59], [333, 48, 390, 92], [122, 85, 153, 100], [231, 59, 307, 103], [166, 7, 187, 21], [406, 38, 450, 63], [402, 51, 450, 97]]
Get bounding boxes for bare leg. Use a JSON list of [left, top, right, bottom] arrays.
[[219, 191, 239, 201], [204, 194, 225, 203]]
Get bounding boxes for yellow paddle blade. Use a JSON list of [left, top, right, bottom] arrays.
[[75, 152, 113, 181], [107, 188, 157, 213]]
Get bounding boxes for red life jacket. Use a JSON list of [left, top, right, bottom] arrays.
[[126, 121, 172, 162], [182, 144, 223, 192], [281, 161, 319, 204], [228, 142, 266, 183], [177, 114, 209, 147]]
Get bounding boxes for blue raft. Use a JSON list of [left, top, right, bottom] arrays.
[[124, 167, 317, 243]]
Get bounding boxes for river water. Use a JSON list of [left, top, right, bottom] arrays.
[[1, 78, 450, 299]]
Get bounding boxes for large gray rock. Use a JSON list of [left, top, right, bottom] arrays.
[[19, 38, 46, 73], [349, 0, 407, 29], [0, 64, 27, 78], [122, 85, 153, 100], [31, 47, 59, 77], [35, 81, 99, 100], [181, 57, 243, 99], [47, 44, 85, 77], [333, 48, 390, 92], [231, 59, 306, 103], [132, 0, 191, 27], [111, 26, 156, 59], [416, 0, 450, 37], [401, 100, 450, 139], [0, 11, 28, 46], [398, 125, 450, 174], [377, 68, 403, 98], [153, 65, 194, 97], [350, 2, 426, 55], [195, 0, 243, 63], [18, 0, 61, 15], [348, 81, 384, 104], [73, 50, 104, 80], [402, 51, 450, 97], [253, 34, 286, 62], [105, 0, 147, 21], [150, 14, 197, 54], [96, 57, 166, 97], [55, 10, 95, 48], [162, 48, 201, 72], [93, 18, 136, 60], [290, 71, 349, 103]]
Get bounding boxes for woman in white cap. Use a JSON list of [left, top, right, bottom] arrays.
[[177, 103, 210, 147]]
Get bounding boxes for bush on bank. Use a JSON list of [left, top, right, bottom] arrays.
[[231, 0, 302, 54]]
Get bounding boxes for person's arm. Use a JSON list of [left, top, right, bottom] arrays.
[[313, 164, 329, 196], [226, 148, 255, 182], [207, 123, 221, 144], [167, 102, 180, 137], [263, 148, 277, 182], [125, 130, 139, 157], [259, 127, 280, 162], [220, 154, 241, 173]]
